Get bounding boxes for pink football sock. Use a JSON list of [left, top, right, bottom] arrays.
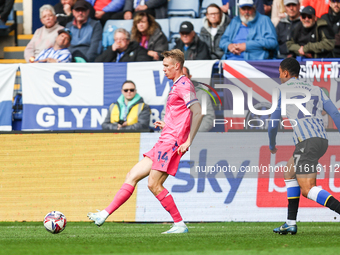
[[105, 183, 135, 215], [156, 188, 183, 223]]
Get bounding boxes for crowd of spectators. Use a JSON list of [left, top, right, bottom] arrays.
[[19, 0, 337, 64], [21, 0, 340, 63], [8, 0, 340, 132]]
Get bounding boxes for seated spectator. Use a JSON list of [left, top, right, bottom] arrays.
[[102, 80, 151, 131], [219, 0, 278, 60], [276, 0, 301, 58], [161, 66, 215, 132], [0, 0, 14, 25], [301, 0, 329, 18], [271, 0, 286, 27], [24, 4, 64, 63], [321, 0, 340, 58], [54, 0, 95, 27], [122, 0, 168, 20], [95, 28, 153, 62], [173, 21, 211, 60], [66, 0, 102, 62], [287, 6, 335, 58], [200, 4, 231, 59], [131, 12, 168, 61], [85, 0, 124, 27], [34, 28, 72, 63]]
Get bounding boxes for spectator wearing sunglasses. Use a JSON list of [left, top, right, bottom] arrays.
[[301, 0, 329, 18], [321, 0, 340, 58], [287, 6, 335, 58], [102, 80, 151, 131]]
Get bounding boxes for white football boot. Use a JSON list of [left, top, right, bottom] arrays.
[[162, 224, 188, 234], [87, 210, 107, 227]]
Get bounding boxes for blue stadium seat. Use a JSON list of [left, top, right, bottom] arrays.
[[191, 17, 205, 34], [103, 19, 133, 33], [155, 18, 170, 42], [200, 0, 224, 16], [169, 17, 204, 42], [168, 0, 200, 18]]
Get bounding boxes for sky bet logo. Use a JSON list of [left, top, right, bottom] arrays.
[[171, 150, 249, 204], [199, 83, 313, 129]]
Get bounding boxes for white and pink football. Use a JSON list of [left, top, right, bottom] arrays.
[[43, 211, 67, 234]]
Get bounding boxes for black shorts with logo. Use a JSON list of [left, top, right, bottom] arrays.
[[293, 137, 328, 174]]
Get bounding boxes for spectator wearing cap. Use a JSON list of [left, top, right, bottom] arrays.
[[34, 28, 72, 63], [65, 0, 102, 62], [276, 0, 301, 58], [200, 3, 231, 59], [321, 0, 340, 58], [301, 0, 329, 18], [24, 4, 64, 63], [85, 0, 125, 27], [54, 0, 95, 27], [219, 0, 278, 60], [229, 0, 272, 19], [287, 6, 335, 58], [95, 28, 153, 62], [173, 21, 211, 60]]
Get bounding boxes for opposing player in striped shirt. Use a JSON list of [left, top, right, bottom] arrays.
[[268, 58, 340, 234], [34, 28, 72, 63], [88, 49, 203, 234]]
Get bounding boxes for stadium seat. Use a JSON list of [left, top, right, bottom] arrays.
[[168, 0, 200, 18], [200, 0, 224, 16], [155, 18, 170, 41], [103, 19, 133, 33], [169, 17, 204, 42]]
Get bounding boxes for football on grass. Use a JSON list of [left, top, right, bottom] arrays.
[[43, 211, 67, 234]]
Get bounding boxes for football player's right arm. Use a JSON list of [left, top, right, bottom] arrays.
[[324, 100, 340, 132], [268, 108, 281, 153]]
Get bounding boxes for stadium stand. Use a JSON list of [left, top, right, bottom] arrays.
[[155, 18, 170, 41], [103, 19, 134, 34], [168, 0, 200, 18], [1, 0, 24, 61]]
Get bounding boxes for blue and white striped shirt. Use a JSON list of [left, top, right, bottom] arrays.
[[35, 47, 72, 63], [268, 78, 340, 149]]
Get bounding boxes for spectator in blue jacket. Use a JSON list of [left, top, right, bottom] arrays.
[[85, 0, 124, 27], [66, 0, 102, 62], [219, 0, 278, 60]]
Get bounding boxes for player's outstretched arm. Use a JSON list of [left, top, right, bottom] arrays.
[[178, 103, 203, 154], [268, 108, 281, 154], [324, 100, 340, 132]]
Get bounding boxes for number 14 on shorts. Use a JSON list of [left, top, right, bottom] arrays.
[[157, 151, 168, 163]]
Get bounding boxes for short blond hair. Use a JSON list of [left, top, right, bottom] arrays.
[[162, 49, 184, 69]]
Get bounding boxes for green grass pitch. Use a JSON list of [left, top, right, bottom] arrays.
[[1, 222, 340, 255]]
